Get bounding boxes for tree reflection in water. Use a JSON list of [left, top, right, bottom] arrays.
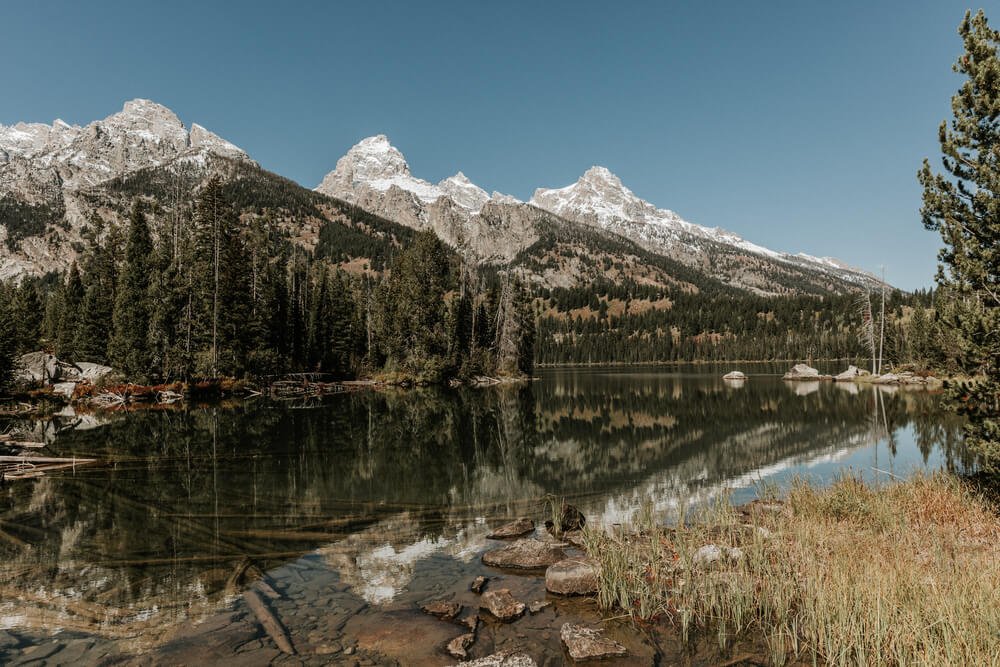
[[0, 368, 970, 652]]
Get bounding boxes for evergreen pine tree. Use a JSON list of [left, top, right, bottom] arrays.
[[108, 202, 154, 380], [0, 288, 16, 390], [918, 9, 1000, 470], [11, 280, 43, 354], [56, 263, 84, 359]]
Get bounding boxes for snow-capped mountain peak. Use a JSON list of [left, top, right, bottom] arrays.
[[531, 165, 685, 230], [438, 171, 489, 210], [530, 166, 875, 288], [317, 135, 497, 212]]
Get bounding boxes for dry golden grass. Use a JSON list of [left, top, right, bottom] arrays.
[[584, 473, 1000, 666]]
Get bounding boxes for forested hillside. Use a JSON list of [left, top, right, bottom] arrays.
[[0, 152, 940, 386]]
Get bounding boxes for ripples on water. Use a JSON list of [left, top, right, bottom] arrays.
[[0, 365, 971, 662]]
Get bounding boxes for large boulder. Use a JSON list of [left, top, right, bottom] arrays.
[[14, 353, 113, 385], [783, 363, 820, 380], [545, 558, 600, 595], [722, 370, 746, 380], [74, 362, 113, 382], [483, 538, 566, 570], [480, 589, 525, 621], [834, 365, 860, 381], [560, 624, 627, 661], [16, 352, 59, 382]]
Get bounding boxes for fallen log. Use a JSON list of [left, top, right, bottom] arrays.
[[244, 589, 295, 655], [0, 455, 97, 480]]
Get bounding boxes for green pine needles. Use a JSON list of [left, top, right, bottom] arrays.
[[919, 9, 1000, 471]]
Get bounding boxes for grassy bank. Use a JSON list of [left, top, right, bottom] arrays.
[[584, 473, 1000, 666]]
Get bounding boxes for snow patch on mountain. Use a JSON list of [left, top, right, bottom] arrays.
[[530, 166, 872, 284]]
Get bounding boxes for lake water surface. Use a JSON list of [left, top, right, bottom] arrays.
[[0, 366, 970, 665]]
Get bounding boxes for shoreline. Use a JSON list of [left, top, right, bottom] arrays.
[[582, 472, 1000, 665]]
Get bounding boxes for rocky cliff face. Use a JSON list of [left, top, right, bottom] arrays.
[[316, 134, 538, 263], [0, 100, 251, 279]]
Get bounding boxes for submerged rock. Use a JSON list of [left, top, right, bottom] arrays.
[[480, 589, 526, 621], [487, 517, 535, 539], [483, 538, 567, 570], [783, 363, 821, 380], [470, 576, 488, 594], [528, 600, 551, 614], [722, 370, 746, 380], [421, 600, 462, 620], [560, 623, 627, 661], [545, 558, 600, 595], [449, 651, 537, 667], [446, 632, 476, 659]]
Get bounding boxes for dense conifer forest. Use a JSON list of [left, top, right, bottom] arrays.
[[0, 178, 535, 386], [0, 165, 954, 389]]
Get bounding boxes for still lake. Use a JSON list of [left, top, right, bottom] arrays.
[[0, 365, 970, 664]]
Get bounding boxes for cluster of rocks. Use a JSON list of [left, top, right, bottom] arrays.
[[16, 352, 113, 398], [422, 505, 629, 663], [780, 362, 939, 386], [868, 371, 940, 385]]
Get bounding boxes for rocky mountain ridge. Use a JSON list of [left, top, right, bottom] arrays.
[[0, 100, 880, 296], [0, 100, 251, 278], [317, 135, 878, 294]]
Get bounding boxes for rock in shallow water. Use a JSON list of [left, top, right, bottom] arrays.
[[480, 588, 526, 621], [560, 623, 627, 661], [471, 575, 488, 593], [545, 558, 600, 595], [446, 632, 476, 659], [449, 651, 537, 667], [421, 600, 462, 619], [528, 600, 551, 614], [783, 363, 821, 380], [487, 517, 535, 539], [482, 538, 566, 570]]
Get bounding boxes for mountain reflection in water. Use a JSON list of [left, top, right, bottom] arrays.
[[0, 366, 970, 653]]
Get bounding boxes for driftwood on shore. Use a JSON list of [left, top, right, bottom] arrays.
[[244, 588, 295, 655]]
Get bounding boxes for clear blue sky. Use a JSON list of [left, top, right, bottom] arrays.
[[0, 1, 984, 290]]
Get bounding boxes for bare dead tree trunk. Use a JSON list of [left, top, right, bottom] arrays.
[[877, 267, 886, 375]]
